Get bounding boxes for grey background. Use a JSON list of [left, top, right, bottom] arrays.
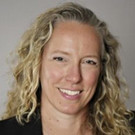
[[0, 0, 135, 117]]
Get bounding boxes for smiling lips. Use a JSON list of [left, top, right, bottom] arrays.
[[59, 88, 82, 96]]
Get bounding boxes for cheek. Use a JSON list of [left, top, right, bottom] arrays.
[[41, 64, 64, 84], [84, 70, 100, 88]]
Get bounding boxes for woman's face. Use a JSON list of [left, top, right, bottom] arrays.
[[40, 21, 101, 115]]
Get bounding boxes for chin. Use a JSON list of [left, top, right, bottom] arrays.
[[56, 103, 88, 115]]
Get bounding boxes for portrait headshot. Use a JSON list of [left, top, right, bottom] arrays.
[[0, 0, 135, 135]]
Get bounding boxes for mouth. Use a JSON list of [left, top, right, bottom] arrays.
[[58, 88, 83, 96]]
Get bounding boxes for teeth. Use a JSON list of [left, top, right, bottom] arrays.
[[59, 88, 81, 96]]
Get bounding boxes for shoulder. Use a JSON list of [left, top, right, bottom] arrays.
[[0, 117, 23, 134], [0, 116, 42, 135]]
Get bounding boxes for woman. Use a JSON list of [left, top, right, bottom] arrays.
[[0, 2, 134, 135]]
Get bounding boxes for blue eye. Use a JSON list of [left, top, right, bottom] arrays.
[[53, 57, 64, 61]]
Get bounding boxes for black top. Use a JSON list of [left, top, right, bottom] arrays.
[[0, 115, 42, 135], [0, 111, 135, 135]]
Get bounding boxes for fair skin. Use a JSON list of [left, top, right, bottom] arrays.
[[40, 21, 101, 135]]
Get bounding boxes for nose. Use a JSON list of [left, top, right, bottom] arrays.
[[65, 64, 82, 84]]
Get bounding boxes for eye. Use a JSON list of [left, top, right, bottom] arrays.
[[53, 56, 65, 62], [85, 60, 97, 65], [82, 59, 97, 66]]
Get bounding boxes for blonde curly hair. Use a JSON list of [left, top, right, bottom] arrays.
[[3, 2, 134, 135]]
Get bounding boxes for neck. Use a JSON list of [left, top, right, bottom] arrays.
[[41, 104, 92, 135]]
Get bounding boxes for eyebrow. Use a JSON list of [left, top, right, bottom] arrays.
[[51, 50, 70, 55], [83, 54, 100, 59], [51, 50, 100, 59]]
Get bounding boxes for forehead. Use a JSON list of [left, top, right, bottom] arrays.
[[53, 20, 100, 40], [44, 21, 102, 56]]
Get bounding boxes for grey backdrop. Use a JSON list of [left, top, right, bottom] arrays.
[[0, 0, 135, 117]]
